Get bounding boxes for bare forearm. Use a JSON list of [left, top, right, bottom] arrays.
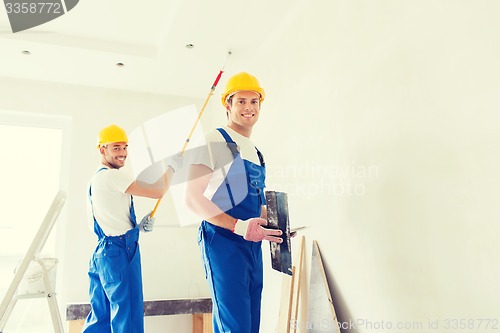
[[186, 194, 236, 230], [127, 167, 174, 199], [260, 205, 267, 219]]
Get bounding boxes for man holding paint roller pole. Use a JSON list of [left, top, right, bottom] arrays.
[[83, 124, 178, 333], [186, 72, 283, 333]]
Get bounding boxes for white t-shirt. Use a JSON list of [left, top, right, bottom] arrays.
[[190, 126, 263, 203], [87, 165, 136, 236]]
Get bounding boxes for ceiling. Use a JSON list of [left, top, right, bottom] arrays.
[[0, 0, 309, 98]]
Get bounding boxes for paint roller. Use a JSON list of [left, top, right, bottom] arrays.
[[149, 51, 232, 218]]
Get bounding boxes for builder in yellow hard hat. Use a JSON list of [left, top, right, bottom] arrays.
[[83, 124, 177, 333], [186, 72, 282, 333]]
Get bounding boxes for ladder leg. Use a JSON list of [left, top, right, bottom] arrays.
[[0, 191, 66, 331], [0, 297, 18, 331], [47, 293, 64, 333], [40, 260, 64, 333], [0, 261, 28, 326]]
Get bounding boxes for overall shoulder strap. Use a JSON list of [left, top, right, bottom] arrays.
[[88, 167, 108, 197], [216, 128, 239, 158], [255, 147, 265, 167], [88, 167, 109, 238]]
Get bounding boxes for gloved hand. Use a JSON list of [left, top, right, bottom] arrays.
[[233, 217, 283, 243], [139, 212, 155, 232], [169, 154, 183, 173]]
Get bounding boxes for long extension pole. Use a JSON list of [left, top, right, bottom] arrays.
[[150, 51, 232, 217]]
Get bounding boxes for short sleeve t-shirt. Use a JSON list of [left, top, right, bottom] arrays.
[[88, 165, 136, 236], [190, 126, 262, 202]]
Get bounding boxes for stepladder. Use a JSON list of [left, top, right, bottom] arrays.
[[0, 190, 67, 333]]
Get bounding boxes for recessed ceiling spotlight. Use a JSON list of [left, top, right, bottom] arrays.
[[116, 62, 125, 67], [21, 50, 31, 55], [186, 44, 194, 49]]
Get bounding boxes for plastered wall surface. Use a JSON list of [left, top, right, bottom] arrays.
[[257, 2, 500, 332]]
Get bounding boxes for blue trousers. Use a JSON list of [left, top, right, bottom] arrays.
[[199, 221, 264, 333], [83, 228, 144, 333]]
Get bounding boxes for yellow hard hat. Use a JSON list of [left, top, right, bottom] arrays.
[[97, 124, 128, 148], [221, 72, 265, 107]]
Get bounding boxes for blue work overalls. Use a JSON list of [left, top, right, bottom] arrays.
[[198, 128, 267, 333], [83, 168, 144, 333]]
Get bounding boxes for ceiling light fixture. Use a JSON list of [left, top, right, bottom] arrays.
[[21, 50, 31, 55], [186, 44, 194, 49], [116, 62, 125, 67]]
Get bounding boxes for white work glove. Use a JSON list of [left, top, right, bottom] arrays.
[[233, 218, 283, 243], [139, 212, 155, 232]]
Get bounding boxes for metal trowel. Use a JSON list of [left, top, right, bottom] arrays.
[[265, 191, 293, 275]]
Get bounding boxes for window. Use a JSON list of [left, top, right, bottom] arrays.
[[0, 110, 70, 332]]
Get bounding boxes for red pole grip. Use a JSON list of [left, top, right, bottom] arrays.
[[211, 70, 224, 90]]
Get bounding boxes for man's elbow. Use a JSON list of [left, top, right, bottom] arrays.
[[185, 192, 201, 213], [185, 194, 195, 211], [151, 189, 165, 199]]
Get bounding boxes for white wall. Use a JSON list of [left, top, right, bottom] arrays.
[[254, 1, 500, 332]]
